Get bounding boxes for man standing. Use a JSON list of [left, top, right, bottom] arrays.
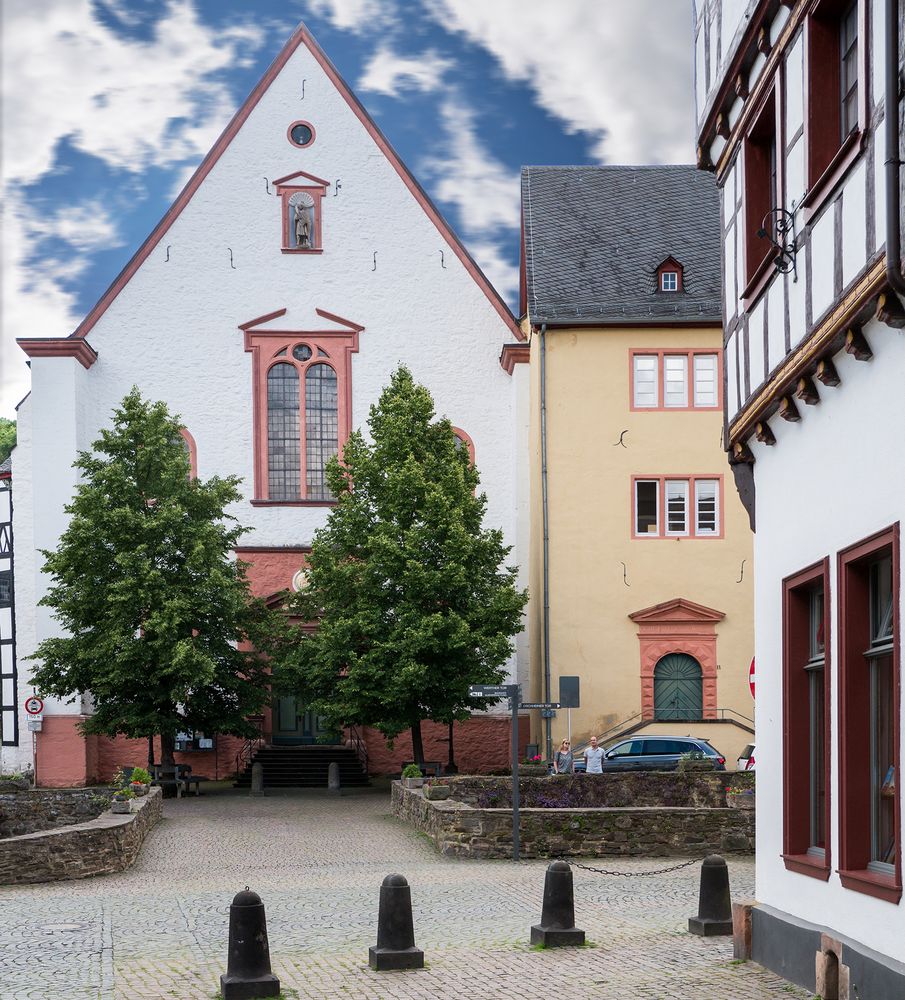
[[585, 735, 604, 774]]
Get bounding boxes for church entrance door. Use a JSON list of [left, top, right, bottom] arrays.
[[272, 695, 327, 745]]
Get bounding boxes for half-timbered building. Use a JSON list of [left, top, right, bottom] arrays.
[[695, 0, 905, 989]]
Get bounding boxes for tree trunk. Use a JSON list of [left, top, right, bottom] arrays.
[[446, 721, 458, 774], [410, 721, 425, 768], [160, 733, 176, 767], [147, 736, 155, 770]]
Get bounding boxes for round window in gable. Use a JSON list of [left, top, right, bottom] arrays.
[[292, 344, 313, 361], [287, 120, 315, 148]]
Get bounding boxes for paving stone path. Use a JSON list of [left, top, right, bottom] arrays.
[[0, 788, 810, 999]]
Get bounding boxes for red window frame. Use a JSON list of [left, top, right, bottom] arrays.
[[742, 86, 779, 290], [631, 475, 724, 540], [782, 558, 832, 880], [628, 349, 722, 412], [837, 523, 901, 903]]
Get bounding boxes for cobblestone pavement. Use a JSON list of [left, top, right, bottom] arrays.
[[0, 788, 811, 1000]]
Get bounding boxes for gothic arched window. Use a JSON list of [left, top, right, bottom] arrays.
[[267, 363, 301, 501], [304, 363, 338, 501]]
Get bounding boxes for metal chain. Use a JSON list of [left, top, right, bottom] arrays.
[[561, 856, 703, 877]]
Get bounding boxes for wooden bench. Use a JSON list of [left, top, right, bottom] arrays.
[[150, 764, 208, 798]]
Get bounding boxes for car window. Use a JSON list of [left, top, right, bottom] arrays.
[[644, 739, 688, 755], [740, 744, 754, 757], [609, 740, 644, 756], [695, 742, 721, 756]]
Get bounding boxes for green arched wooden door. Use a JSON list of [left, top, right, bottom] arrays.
[[654, 653, 703, 720]]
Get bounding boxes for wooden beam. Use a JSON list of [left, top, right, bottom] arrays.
[[733, 441, 755, 464], [734, 71, 750, 100], [716, 112, 731, 140], [779, 396, 801, 421], [875, 292, 905, 329], [844, 327, 873, 361], [755, 421, 776, 445], [815, 358, 841, 387], [756, 26, 772, 56], [796, 376, 820, 405]]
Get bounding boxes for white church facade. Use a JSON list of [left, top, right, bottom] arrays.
[[696, 0, 905, 992], [5, 23, 531, 784]]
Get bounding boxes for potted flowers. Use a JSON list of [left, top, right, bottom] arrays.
[[520, 754, 548, 777], [129, 766, 152, 797], [401, 764, 424, 789], [111, 789, 135, 814], [423, 777, 451, 801], [725, 782, 756, 809]]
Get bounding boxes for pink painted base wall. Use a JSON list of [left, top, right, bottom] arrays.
[[35, 716, 98, 788], [362, 715, 530, 774]]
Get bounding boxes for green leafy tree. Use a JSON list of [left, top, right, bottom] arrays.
[[30, 389, 278, 769], [279, 367, 527, 765], [0, 418, 15, 465]]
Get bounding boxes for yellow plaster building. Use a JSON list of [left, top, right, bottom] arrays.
[[519, 165, 754, 768]]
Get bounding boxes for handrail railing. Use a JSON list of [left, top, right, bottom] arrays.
[[235, 715, 266, 777], [346, 724, 369, 775]]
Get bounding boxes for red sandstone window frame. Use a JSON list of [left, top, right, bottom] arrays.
[[631, 475, 724, 540], [451, 426, 476, 466], [628, 349, 722, 412], [782, 558, 832, 880], [273, 170, 330, 254], [243, 317, 361, 504], [179, 428, 198, 478], [837, 523, 901, 903], [801, 0, 868, 217]]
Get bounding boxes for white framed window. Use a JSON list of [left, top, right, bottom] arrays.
[[665, 480, 689, 535], [663, 355, 688, 408], [661, 271, 679, 292], [632, 355, 658, 408], [693, 354, 718, 407], [635, 480, 659, 535], [694, 479, 719, 534]]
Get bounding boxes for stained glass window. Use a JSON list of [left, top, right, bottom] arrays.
[[267, 363, 301, 501]]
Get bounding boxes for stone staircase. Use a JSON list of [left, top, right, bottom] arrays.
[[234, 744, 370, 789]]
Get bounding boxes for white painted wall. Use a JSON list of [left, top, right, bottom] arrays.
[[10, 37, 525, 769], [751, 319, 905, 961]]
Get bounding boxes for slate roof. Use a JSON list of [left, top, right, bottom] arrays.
[[521, 165, 722, 326]]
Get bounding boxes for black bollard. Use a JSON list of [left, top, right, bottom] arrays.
[[688, 855, 733, 936], [368, 873, 424, 970], [530, 861, 586, 947], [220, 888, 281, 999]]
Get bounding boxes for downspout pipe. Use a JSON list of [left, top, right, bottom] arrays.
[[539, 323, 552, 762], [886, 0, 905, 298]]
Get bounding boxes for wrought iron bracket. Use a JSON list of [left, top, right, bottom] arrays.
[[758, 207, 798, 280]]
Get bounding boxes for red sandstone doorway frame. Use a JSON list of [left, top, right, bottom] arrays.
[[628, 598, 725, 721]]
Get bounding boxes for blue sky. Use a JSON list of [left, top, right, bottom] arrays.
[[1, 0, 696, 418]]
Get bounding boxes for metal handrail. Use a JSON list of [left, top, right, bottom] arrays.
[[346, 724, 369, 774], [234, 716, 265, 777]]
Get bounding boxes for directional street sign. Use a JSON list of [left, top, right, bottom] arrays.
[[469, 684, 512, 698], [520, 702, 561, 710]]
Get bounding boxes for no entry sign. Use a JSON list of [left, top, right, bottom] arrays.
[[24, 696, 44, 716], [748, 658, 755, 700]]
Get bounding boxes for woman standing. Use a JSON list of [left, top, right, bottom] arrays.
[[553, 739, 574, 774]]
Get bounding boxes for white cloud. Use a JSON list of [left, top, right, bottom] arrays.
[[28, 199, 124, 254], [0, 0, 266, 418], [359, 45, 453, 96], [428, 0, 695, 165], [467, 240, 519, 304], [422, 100, 521, 237], [307, 0, 395, 32]]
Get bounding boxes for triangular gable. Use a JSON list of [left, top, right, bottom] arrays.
[[628, 598, 725, 624], [239, 307, 364, 334], [68, 22, 522, 343], [272, 169, 331, 188]]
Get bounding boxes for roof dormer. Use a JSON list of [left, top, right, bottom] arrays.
[[655, 256, 684, 293]]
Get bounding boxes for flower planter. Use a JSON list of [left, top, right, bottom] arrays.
[[130, 783, 149, 797], [518, 765, 549, 777], [402, 777, 424, 789], [111, 800, 133, 815], [726, 792, 756, 810], [423, 785, 451, 801]]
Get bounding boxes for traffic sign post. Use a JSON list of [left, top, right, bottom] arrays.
[[470, 682, 521, 860], [24, 696, 44, 716]]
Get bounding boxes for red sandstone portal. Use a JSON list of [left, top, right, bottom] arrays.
[[629, 597, 725, 721]]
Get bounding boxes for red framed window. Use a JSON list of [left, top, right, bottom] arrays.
[[805, 0, 865, 191], [743, 88, 778, 285], [838, 524, 901, 902], [242, 309, 362, 504], [630, 349, 721, 411], [782, 559, 832, 879], [632, 476, 722, 539]]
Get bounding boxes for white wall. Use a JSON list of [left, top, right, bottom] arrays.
[[751, 319, 905, 961]]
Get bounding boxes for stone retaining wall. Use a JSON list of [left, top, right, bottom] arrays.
[[0, 787, 113, 838], [0, 787, 162, 884], [392, 781, 754, 859]]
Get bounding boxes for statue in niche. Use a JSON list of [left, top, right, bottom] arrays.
[[294, 201, 311, 248]]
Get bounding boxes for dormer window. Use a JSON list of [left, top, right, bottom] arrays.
[[655, 256, 684, 293]]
